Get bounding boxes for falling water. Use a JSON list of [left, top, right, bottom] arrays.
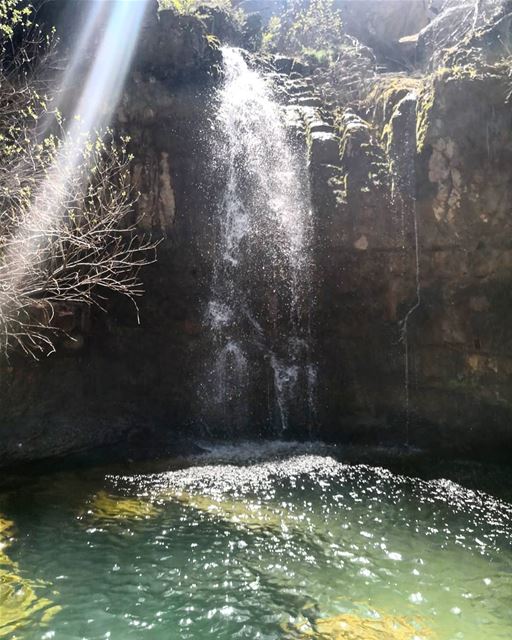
[[400, 197, 421, 446], [388, 92, 421, 446], [204, 47, 315, 435]]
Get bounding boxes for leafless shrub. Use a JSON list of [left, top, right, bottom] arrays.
[[0, 1, 159, 359]]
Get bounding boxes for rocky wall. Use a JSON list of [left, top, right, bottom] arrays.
[[304, 11, 512, 458], [2, 1, 512, 467], [0, 5, 225, 465]]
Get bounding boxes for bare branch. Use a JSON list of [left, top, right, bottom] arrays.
[[0, 2, 159, 359]]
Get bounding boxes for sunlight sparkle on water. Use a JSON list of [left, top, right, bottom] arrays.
[[2, 444, 510, 639]]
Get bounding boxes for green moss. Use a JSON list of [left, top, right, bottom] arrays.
[[443, 377, 479, 392], [435, 62, 506, 82], [82, 491, 160, 521], [415, 60, 510, 154], [163, 490, 289, 533], [416, 81, 435, 154], [301, 47, 331, 65], [284, 609, 434, 639], [0, 514, 61, 638], [366, 76, 421, 131]]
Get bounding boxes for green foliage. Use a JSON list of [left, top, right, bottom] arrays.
[[261, 15, 281, 51], [205, 33, 221, 48], [0, 0, 31, 39], [262, 0, 344, 58], [159, 0, 232, 13], [0, 0, 55, 168], [290, 0, 343, 52], [158, 0, 244, 32], [0, 1, 157, 358], [301, 47, 331, 65]]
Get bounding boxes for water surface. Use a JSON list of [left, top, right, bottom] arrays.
[[1, 443, 511, 639]]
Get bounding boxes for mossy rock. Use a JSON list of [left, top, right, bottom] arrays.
[[0, 516, 14, 550], [0, 571, 61, 638], [285, 610, 434, 639], [162, 489, 288, 532], [416, 61, 510, 154], [82, 490, 160, 521], [0, 514, 61, 638], [365, 76, 422, 132]]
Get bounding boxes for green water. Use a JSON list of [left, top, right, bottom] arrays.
[[1, 443, 511, 639]]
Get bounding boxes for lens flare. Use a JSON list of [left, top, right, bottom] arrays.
[[1, 0, 150, 325]]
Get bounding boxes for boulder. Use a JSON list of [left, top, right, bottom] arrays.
[[308, 131, 340, 166], [339, 0, 430, 60]]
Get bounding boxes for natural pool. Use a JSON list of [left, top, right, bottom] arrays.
[[1, 443, 511, 639]]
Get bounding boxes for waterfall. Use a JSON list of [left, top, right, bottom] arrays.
[[202, 47, 315, 436]]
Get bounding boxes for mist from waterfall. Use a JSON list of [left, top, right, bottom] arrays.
[[202, 47, 316, 436]]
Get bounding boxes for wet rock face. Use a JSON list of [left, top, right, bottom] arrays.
[[0, 96, 217, 465], [409, 61, 512, 456], [136, 11, 222, 83], [417, 0, 510, 69], [0, 7, 223, 466], [308, 29, 512, 457], [419, 67, 512, 237]]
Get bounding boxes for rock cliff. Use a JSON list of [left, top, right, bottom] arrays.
[[1, 0, 512, 466]]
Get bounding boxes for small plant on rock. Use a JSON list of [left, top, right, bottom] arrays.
[[0, 0, 158, 358], [262, 0, 344, 59]]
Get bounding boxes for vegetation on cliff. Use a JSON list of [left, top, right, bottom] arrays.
[[0, 0, 157, 359], [161, 0, 233, 10], [262, 0, 343, 60], [1, 0, 512, 462]]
